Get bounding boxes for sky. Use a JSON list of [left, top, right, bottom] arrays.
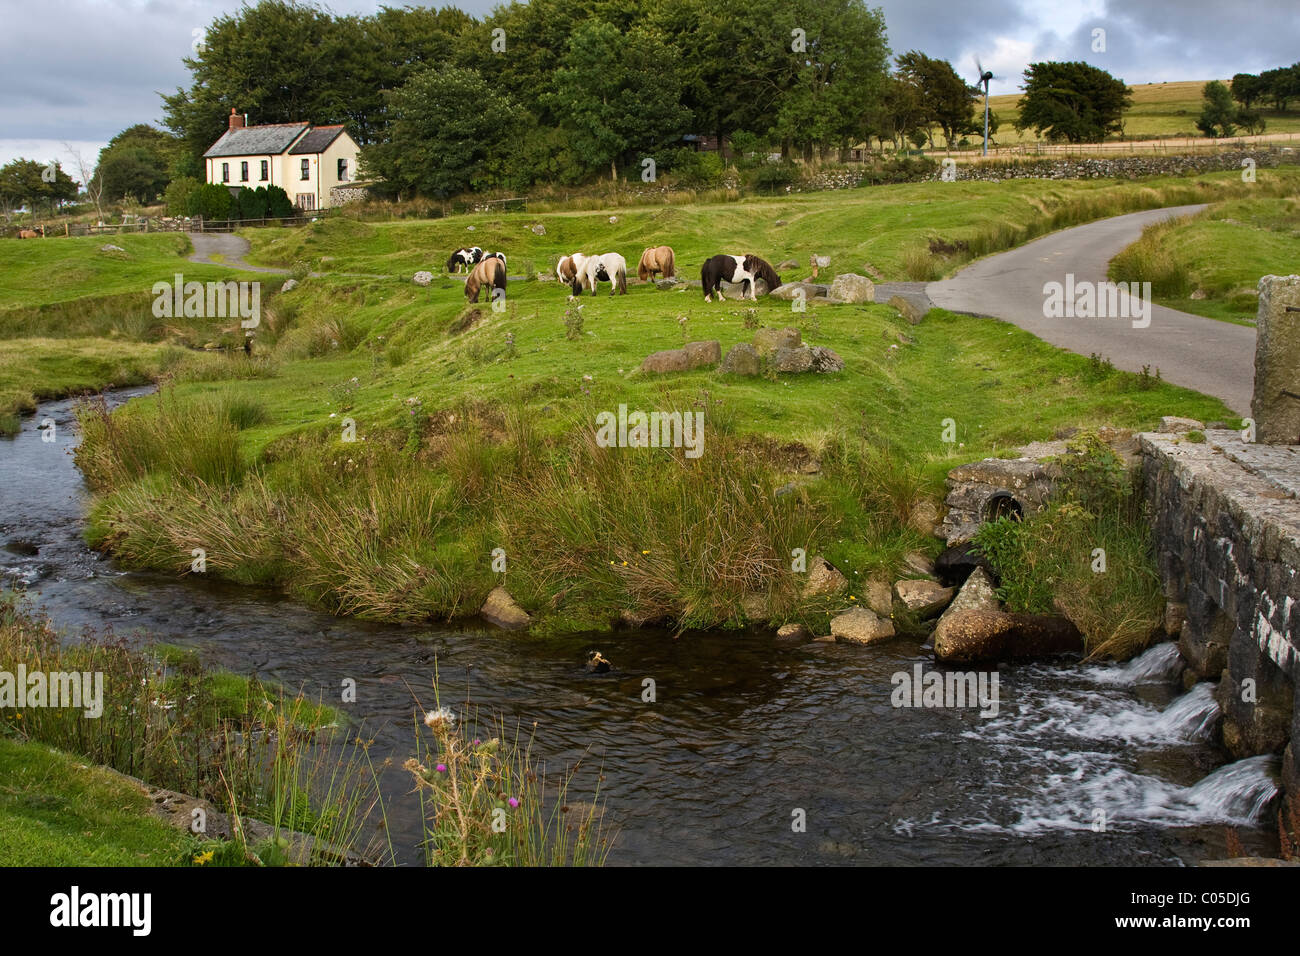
[[1, 0, 1296, 174]]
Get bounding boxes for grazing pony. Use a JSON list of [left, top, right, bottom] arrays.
[[700, 254, 782, 302], [556, 254, 579, 284], [445, 246, 483, 273], [637, 245, 676, 281], [465, 256, 506, 303], [483, 251, 507, 267], [17, 226, 44, 239], [577, 252, 627, 296]]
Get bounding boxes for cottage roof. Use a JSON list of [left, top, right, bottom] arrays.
[[203, 123, 309, 159], [289, 125, 347, 155]]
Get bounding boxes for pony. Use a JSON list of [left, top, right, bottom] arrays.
[[17, 226, 44, 239], [700, 254, 782, 302], [638, 245, 676, 281], [576, 252, 627, 296], [556, 254, 579, 284], [483, 251, 506, 267], [445, 246, 483, 273], [465, 256, 506, 303]]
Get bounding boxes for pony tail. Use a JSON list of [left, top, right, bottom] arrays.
[[664, 248, 675, 278], [638, 251, 650, 282], [618, 268, 627, 294]]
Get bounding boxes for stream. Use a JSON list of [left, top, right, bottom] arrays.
[[0, 388, 1282, 866]]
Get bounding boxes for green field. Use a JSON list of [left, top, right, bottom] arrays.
[[990, 80, 1300, 143]]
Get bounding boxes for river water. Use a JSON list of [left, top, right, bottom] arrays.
[[0, 389, 1281, 866]]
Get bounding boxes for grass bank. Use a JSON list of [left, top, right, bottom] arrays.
[[1109, 195, 1300, 325]]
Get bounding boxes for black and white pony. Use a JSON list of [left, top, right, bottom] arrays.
[[445, 246, 483, 273], [700, 254, 782, 302], [483, 251, 506, 267]]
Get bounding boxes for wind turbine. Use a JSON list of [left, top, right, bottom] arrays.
[[975, 58, 995, 156]]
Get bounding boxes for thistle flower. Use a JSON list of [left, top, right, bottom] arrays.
[[423, 706, 456, 733]]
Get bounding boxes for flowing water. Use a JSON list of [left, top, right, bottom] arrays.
[[0, 390, 1282, 866]]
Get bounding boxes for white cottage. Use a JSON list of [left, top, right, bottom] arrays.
[[203, 109, 361, 211]]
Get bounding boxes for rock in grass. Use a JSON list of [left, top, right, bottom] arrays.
[[721, 343, 760, 376], [481, 586, 530, 630], [829, 273, 875, 304], [831, 607, 896, 645], [809, 346, 844, 373], [282, 278, 300, 292], [893, 579, 956, 618], [864, 578, 894, 616], [771, 346, 814, 373], [803, 556, 848, 597], [684, 340, 722, 368], [641, 349, 691, 374], [888, 294, 924, 325], [412, 272, 432, 287]]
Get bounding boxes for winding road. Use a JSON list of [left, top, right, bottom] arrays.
[[926, 204, 1256, 415]]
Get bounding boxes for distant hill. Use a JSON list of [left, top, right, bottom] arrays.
[[987, 80, 1300, 143]]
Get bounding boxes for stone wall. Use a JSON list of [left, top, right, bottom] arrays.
[[329, 186, 369, 206], [937, 148, 1291, 183], [1140, 429, 1300, 812]]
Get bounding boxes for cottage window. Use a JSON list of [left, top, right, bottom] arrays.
[[221, 162, 230, 183], [240, 161, 249, 182], [260, 160, 269, 181], [337, 158, 348, 181], [301, 158, 310, 181]]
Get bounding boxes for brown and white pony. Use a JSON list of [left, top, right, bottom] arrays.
[[637, 245, 675, 281], [556, 253, 584, 285], [465, 256, 506, 303], [17, 226, 45, 239], [700, 254, 781, 302]]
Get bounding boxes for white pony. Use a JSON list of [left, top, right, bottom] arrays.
[[577, 252, 628, 296]]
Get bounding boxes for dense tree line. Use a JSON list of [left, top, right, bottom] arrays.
[[161, 0, 988, 197]]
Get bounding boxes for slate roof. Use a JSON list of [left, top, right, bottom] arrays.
[[204, 123, 309, 159], [289, 125, 346, 155]]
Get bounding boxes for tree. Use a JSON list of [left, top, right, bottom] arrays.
[[266, 185, 295, 219], [1260, 64, 1300, 112], [1015, 61, 1131, 143], [896, 52, 978, 149], [0, 158, 78, 217], [94, 124, 180, 203], [164, 176, 201, 216], [361, 66, 525, 198], [1231, 73, 1265, 110], [1197, 81, 1237, 138], [549, 20, 692, 181], [189, 182, 234, 220]]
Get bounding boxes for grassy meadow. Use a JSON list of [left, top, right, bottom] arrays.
[[7, 166, 1296, 650], [990, 80, 1300, 143]]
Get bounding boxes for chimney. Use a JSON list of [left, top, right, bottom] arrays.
[[229, 108, 244, 131]]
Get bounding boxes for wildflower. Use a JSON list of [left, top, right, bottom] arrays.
[[193, 850, 215, 866], [435, 763, 447, 773], [423, 706, 456, 732], [641, 550, 650, 555], [507, 797, 519, 808]]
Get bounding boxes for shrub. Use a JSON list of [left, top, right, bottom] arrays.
[[164, 176, 201, 216], [188, 182, 234, 221]]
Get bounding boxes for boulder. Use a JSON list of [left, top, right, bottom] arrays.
[[809, 346, 844, 373], [887, 294, 924, 325], [412, 272, 432, 287], [903, 551, 936, 577], [932, 566, 1000, 651], [778, 259, 799, 270], [771, 346, 814, 373], [803, 556, 848, 597], [770, 282, 829, 302], [831, 607, 896, 645], [481, 586, 531, 630], [829, 273, 875, 304], [281, 278, 300, 292], [531, 224, 546, 235], [776, 623, 812, 642], [720, 343, 761, 376], [864, 578, 894, 616], [655, 278, 681, 290], [741, 592, 768, 623], [641, 349, 692, 374], [907, 499, 941, 536], [684, 340, 722, 369], [753, 326, 803, 356], [934, 607, 1082, 663], [894, 579, 956, 617]]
